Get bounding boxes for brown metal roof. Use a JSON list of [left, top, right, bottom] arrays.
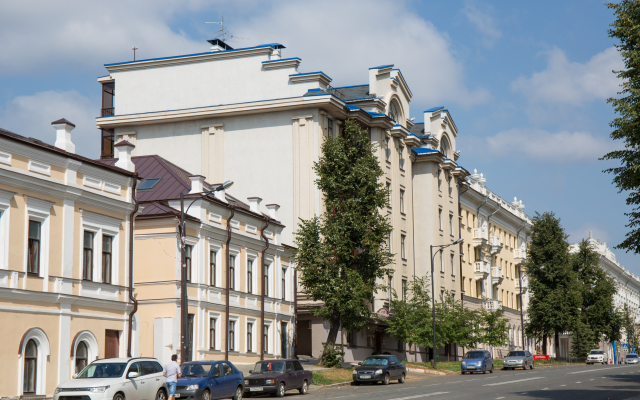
[[0, 127, 135, 177], [51, 118, 76, 127]]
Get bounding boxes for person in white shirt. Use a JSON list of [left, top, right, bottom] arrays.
[[163, 354, 182, 400]]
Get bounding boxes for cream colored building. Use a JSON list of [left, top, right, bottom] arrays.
[[0, 120, 137, 397], [97, 145, 295, 366]]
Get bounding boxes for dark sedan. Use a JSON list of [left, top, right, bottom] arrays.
[[174, 361, 244, 400], [244, 359, 312, 397], [353, 355, 406, 385]]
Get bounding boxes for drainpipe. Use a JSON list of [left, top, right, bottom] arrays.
[[127, 174, 139, 358], [475, 195, 489, 298], [259, 216, 271, 361], [486, 202, 501, 301], [458, 181, 470, 306], [225, 205, 236, 361]]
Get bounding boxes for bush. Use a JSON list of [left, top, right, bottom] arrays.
[[322, 345, 344, 368]]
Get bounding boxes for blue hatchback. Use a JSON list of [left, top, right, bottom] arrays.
[[174, 361, 244, 400], [461, 350, 494, 374]]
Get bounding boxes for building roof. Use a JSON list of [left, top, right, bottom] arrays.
[[409, 122, 425, 136], [0, 127, 135, 177], [336, 84, 370, 100], [51, 118, 76, 127]]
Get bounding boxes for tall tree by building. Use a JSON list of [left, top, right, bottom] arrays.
[[293, 119, 393, 365]]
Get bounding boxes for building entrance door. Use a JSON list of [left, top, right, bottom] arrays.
[[105, 330, 120, 358], [375, 331, 383, 353]]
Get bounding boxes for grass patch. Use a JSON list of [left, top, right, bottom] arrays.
[[312, 368, 354, 385]]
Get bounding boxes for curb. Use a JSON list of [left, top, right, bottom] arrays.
[[310, 381, 353, 389]]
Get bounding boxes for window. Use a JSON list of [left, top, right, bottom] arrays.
[[210, 251, 217, 286], [210, 318, 216, 350], [137, 178, 161, 190], [102, 235, 112, 284], [247, 259, 253, 294], [450, 253, 455, 276], [440, 253, 444, 273], [389, 100, 402, 122], [264, 325, 270, 353], [185, 245, 193, 283], [387, 232, 392, 252], [27, 221, 41, 275], [83, 231, 94, 280], [23, 339, 37, 393], [449, 214, 453, 234], [247, 322, 254, 352], [229, 255, 236, 290], [347, 330, 357, 347], [281, 267, 287, 300], [400, 189, 405, 214], [386, 182, 392, 207], [388, 275, 393, 301], [438, 209, 443, 230], [328, 119, 334, 137], [402, 279, 407, 301], [398, 340, 404, 352], [385, 137, 391, 161], [264, 264, 270, 297], [75, 341, 88, 374], [438, 170, 442, 191], [229, 321, 236, 351], [400, 234, 406, 260], [398, 144, 405, 170]]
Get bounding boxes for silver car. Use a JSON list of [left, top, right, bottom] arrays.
[[503, 350, 534, 370], [625, 353, 639, 364], [587, 350, 609, 364]]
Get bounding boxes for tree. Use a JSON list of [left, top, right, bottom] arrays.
[[479, 308, 510, 350], [524, 212, 582, 356], [570, 319, 596, 359], [293, 119, 393, 365], [602, 1, 640, 254], [623, 304, 639, 349], [387, 277, 431, 352]]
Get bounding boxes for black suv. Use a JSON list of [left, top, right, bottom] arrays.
[[353, 355, 406, 385]]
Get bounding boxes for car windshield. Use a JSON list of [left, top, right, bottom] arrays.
[[464, 351, 485, 359], [181, 364, 212, 377], [626, 354, 638, 358], [362, 357, 389, 366], [590, 350, 604, 355], [506, 351, 525, 357], [77, 363, 127, 378], [253, 361, 285, 373]]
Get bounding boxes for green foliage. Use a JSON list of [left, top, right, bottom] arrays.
[[623, 304, 639, 346], [602, 1, 640, 253], [479, 308, 510, 348], [570, 319, 597, 359], [525, 212, 582, 354], [320, 345, 345, 368], [436, 292, 483, 350], [293, 119, 393, 362], [607, 308, 625, 343]]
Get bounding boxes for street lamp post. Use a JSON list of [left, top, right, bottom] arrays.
[[180, 180, 233, 363], [518, 265, 543, 352], [430, 238, 463, 369]]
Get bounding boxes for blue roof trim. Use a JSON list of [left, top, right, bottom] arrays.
[[425, 106, 444, 113], [334, 84, 369, 89], [369, 64, 394, 70], [303, 91, 332, 97], [345, 97, 376, 102], [367, 111, 386, 118], [345, 104, 361, 111], [105, 43, 285, 67], [445, 158, 452, 162], [412, 148, 440, 155], [262, 57, 301, 64], [407, 134, 416, 137], [391, 69, 413, 96], [289, 71, 332, 81], [307, 88, 322, 92]]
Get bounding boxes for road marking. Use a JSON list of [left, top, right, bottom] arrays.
[[589, 379, 594, 381], [383, 392, 449, 400], [576, 382, 581, 383], [484, 377, 545, 386], [496, 397, 505, 399], [560, 384, 566, 386], [568, 366, 628, 374]]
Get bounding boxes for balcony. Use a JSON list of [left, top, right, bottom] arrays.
[[491, 266, 503, 285], [474, 261, 490, 279], [473, 228, 488, 248], [490, 235, 503, 255], [483, 299, 502, 311], [101, 107, 115, 117], [515, 275, 529, 292], [514, 248, 527, 264]]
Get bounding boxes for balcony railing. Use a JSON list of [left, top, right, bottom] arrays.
[[492, 266, 503, 285], [490, 235, 503, 254], [473, 228, 488, 247], [515, 276, 529, 291], [101, 107, 115, 117], [483, 299, 502, 311], [474, 261, 490, 278], [514, 248, 527, 264]]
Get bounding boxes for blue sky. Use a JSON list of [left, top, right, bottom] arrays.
[[0, 1, 634, 273]]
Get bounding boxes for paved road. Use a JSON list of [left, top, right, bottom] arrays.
[[296, 364, 640, 400]]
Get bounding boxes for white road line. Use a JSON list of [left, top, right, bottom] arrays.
[[576, 382, 582, 383], [560, 384, 566, 386], [496, 397, 505, 399], [383, 392, 449, 400], [484, 377, 545, 387], [567, 366, 628, 374]]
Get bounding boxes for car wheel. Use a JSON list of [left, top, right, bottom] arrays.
[[483, 367, 487, 374], [530, 363, 534, 370], [275, 382, 285, 398], [233, 386, 243, 400], [201, 389, 210, 400], [114, 393, 125, 400], [245, 394, 252, 399], [399, 373, 405, 383], [353, 381, 360, 386], [461, 371, 466, 375], [383, 373, 390, 385], [299, 380, 308, 395], [490, 365, 494, 374]]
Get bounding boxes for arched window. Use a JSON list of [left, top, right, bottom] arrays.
[[76, 341, 88, 373], [439, 136, 451, 158], [24, 339, 37, 394], [389, 100, 403, 124]]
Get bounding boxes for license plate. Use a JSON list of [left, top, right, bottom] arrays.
[[249, 387, 264, 392], [175, 395, 180, 398], [467, 366, 475, 369], [359, 375, 371, 379]]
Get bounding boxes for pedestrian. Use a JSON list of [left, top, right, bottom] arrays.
[[163, 354, 181, 400]]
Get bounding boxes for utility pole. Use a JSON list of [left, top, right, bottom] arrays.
[[132, 47, 138, 61]]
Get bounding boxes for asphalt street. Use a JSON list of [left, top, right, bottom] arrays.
[[298, 364, 640, 400]]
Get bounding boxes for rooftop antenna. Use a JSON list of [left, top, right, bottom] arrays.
[[132, 47, 138, 61], [206, 16, 233, 42]]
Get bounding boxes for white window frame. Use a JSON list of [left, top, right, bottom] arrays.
[[400, 234, 406, 260], [264, 258, 274, 298], [281, 265, 289, 301], [246, 252, 258, 295], [18, 328, 50, 396], [209, 312, 221, 351], [263, 320, 273, 354], [71, 331, 99, 378], [438, 208, 443, 231], [229, 247, 240, 291], [209, 243, 222, 287], [247, 318, 257, 353], [450, 252, 455, 276], [24, 197, 54, 290], [228, 315, 239, 352], [399, 189, 405, 214], [80, 210, 121, 285], [0, 189, 15, 272]]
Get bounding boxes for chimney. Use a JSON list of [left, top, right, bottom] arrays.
[[51, 118, 76, 153], [214, 186, 226, 202], [114, 140, 136, 172], [189, 175, 206, 194], [247, 197, 262, 213], [265, 204, 280, 220], [271, 48, 281, 60], [207, 39, 233, 52]]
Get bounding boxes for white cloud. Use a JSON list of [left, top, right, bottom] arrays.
[[0, 90, 100, 158], [567, 222, 610, 245], [511, 47, 623, 105], [476, 127, 617, 162], [462, 2, 502, 48], [232, 0, 490, 109]]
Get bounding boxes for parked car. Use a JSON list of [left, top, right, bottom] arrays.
[[461, 350, 494, 374], [243, 359, 312, 397], [625, 353, 639, 364], [503, 350, 534, 370], [586, 350, 609, 364], [54, 357, 167, 400], [352, 355, 407, 385], [174, 361, 243, 400]]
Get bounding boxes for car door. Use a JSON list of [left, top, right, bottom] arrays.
[[485, 352, 492, 370], [285, 361, 297, 389], [142, 361, 163, 399], [293, 361, 306, 387], [220, 362, 236, 397], [123, 362, 147, 400], [208, 364, 226, 399]]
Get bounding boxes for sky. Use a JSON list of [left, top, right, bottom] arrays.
[[0, 0, 635, 273]]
